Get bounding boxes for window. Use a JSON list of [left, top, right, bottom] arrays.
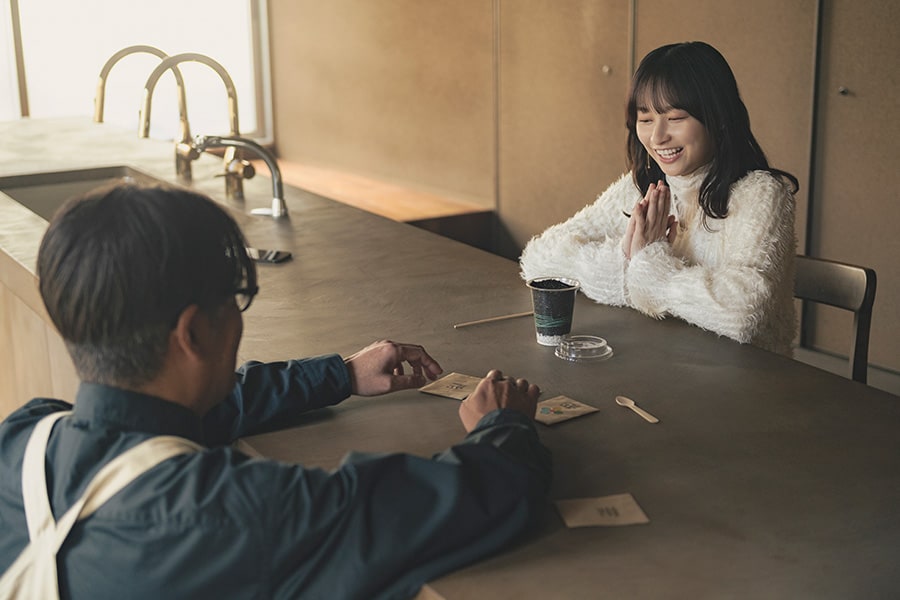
[[1, 0, 272, 143]]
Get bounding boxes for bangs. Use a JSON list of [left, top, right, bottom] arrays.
[[632, 72, 702, 118], [629, 57, 705, 124]]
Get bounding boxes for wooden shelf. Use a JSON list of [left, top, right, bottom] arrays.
[[250, 160, 489, 223]]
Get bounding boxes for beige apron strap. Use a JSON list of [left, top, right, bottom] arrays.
[[70, 434, 205, 519], [21, 411, 71, 541], [1, 412, 204, 600]]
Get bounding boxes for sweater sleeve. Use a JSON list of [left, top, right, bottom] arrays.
[[625, 171, 796, 344], [519, 174, 640, 305]]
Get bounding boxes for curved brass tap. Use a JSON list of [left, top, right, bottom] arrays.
[[141, 53, 249, 197], [94, 45, 188, 129], [140, 52, 240, 138], [95, 45, 193, 181]]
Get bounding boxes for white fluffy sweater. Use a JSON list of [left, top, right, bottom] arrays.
[[519, 169, 797, 355]]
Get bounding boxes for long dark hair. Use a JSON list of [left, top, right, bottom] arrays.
[[625, 41, 798, 222]]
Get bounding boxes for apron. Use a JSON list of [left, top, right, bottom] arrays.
[[0, 411, 203, 599]]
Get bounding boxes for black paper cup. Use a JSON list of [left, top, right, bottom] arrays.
[[526, 277, 579, 346]]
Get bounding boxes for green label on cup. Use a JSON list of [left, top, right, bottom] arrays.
[[534, 314, 573, 329]]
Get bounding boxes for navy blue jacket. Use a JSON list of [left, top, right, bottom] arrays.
[[0, 355, 551, 599]]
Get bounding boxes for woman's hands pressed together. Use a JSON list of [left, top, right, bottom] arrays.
[[621, 180, 678, 259]]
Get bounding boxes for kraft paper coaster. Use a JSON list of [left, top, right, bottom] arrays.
[[555, 493, 650, 527], [534, 395, 599, 425], [419, 372, 482, 400]]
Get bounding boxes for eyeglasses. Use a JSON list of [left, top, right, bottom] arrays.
[[234, 285, 260, 312]]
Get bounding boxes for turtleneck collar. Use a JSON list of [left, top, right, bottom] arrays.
[[667, 163, 711, 219]]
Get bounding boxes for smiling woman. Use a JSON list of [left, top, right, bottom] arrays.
[[0, 0, 272, 142], [519, 41, 799, 357]]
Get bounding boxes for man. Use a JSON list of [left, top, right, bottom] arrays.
[[0, 184, 551, 599]]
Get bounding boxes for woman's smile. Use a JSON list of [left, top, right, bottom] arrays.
[[636, 107, 713, 176], [654, 147, 684, 162]]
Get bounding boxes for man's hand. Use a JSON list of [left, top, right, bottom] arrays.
[[344, 340, 443, 396], [459, 369, 540, 432]]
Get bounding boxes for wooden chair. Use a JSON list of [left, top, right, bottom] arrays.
[[794, 255, 877, 383]]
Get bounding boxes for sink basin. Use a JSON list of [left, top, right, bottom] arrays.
[[0, 165, 168, 221]]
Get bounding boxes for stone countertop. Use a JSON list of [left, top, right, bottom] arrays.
[[0, 117, 285, 295], [0, 117, 532, 366]]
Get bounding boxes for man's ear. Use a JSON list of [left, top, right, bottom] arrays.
[[170, 304, 206, 363]]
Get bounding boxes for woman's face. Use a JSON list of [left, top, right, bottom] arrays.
[[635, 105, 713, 177]]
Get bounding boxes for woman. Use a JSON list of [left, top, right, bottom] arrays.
[[519, 41, 799, 355]]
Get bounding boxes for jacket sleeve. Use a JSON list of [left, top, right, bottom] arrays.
[[257, 409, 552, 599], [519, 174, 639, 305], [625, 171, 796, 343], [202, 355, 352, 445]]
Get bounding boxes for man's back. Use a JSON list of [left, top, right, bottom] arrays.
[[1, 366, 550, 599]]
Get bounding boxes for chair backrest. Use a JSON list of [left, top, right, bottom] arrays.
[[794, 255, 877, 383]]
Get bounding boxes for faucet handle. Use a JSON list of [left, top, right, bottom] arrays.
[[226, 158, 255, 180], [176, 141, 201, 161]]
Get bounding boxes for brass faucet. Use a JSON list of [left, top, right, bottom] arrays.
[[95, 45, 193, 181], [140, 53, 253, 198], [193, 135, 288, 219]]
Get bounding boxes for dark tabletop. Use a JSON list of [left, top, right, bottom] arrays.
[[238, 182, 900, 599]]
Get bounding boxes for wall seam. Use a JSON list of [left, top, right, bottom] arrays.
[[628, 0, 636, 75], [801, 0, 825, 348], [492, 0, 501, 223], [805, 0, 824, 257]]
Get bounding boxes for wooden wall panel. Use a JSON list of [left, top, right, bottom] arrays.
[[495, 0, 631, 258], [1, 280, 77, 418], [1, 285, 52, 416], [810, 0, 900, 370], [0, 285, 17, 418], [268, 0, 495, 208]]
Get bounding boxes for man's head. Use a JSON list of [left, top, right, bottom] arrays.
[[37, 183, 257, 391]]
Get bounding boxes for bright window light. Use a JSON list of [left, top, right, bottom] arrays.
[[1, 0, 272, 143]]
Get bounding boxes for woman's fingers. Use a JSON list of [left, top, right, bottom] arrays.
[[666, 214, 678, 244]]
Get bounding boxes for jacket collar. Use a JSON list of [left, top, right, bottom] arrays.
[[72, 382, 205, 444]]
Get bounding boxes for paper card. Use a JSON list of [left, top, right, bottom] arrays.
[[534, 395, 599, 425], [419, 372, 483, 400], [555, 493, 650, 528], [413, 585, 446, 600]]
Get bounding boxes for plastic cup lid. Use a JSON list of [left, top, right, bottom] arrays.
[[555, 335, 614, 362]]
